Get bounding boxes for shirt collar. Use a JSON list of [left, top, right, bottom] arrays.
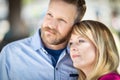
[[30, 29, 44, 50], [30, 29, 69, 54], [66, 45, 70, 54]]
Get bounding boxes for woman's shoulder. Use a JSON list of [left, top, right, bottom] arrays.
[[99, 72, 120, 80]]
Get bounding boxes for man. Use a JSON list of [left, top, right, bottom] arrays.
[[0, 0, 86, 80]]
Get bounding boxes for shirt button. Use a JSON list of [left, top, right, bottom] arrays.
[[56, 68, 58, 70]]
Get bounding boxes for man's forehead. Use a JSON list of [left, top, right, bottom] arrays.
[[48, 1, 77, 22]]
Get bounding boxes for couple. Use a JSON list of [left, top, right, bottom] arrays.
[[0, 0, 120, 80]]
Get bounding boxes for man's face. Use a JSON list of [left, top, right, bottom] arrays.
[[41, 1, 77, 47]]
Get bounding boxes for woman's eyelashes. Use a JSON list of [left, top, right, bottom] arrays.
[[69, 42, 73, 46], [69, 39, 85, 46], [79, 39, 85, 43]]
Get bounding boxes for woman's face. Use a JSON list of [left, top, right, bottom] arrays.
[[69, 33, 96, 70]]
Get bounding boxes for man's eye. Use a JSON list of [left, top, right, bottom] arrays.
[[47, 13, 52, 17], [59, 19, 67, 23]]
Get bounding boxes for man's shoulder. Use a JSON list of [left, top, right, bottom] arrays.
[[2, 37, 32, 52]]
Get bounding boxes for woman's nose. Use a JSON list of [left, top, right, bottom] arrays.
[[71, 46, 78, 51]]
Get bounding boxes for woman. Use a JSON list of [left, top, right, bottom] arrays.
[[69, 20, 120, 80]]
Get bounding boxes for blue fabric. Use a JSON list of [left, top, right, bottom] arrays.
[[44, 47, 65, 67], [0, 29, 78, 80]]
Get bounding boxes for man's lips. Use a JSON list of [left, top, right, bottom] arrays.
[[45, 29, 56, 34]]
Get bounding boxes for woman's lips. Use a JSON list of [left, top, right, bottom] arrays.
[[72, 54, 80, 58]]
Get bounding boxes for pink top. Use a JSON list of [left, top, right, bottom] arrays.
[[99, 72, 120, 80]]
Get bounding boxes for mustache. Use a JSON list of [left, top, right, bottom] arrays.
[[43, 27, 58, 34]]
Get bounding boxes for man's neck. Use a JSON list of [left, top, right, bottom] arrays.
[[44, 42, 67, 50]]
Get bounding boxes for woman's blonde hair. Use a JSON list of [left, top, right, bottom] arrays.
[[72, 20, 119, 80]]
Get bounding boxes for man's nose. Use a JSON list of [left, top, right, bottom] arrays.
[[48, 19, 58, 29]]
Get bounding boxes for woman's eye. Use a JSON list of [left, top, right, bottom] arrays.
[[79, 40, 85, 43], [69, 42, 73, 46]]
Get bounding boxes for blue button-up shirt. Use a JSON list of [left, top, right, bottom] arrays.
[[0, 29, 78, 80]]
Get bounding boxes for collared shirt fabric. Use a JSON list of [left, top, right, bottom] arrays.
[[0, 29, 78, 80]]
